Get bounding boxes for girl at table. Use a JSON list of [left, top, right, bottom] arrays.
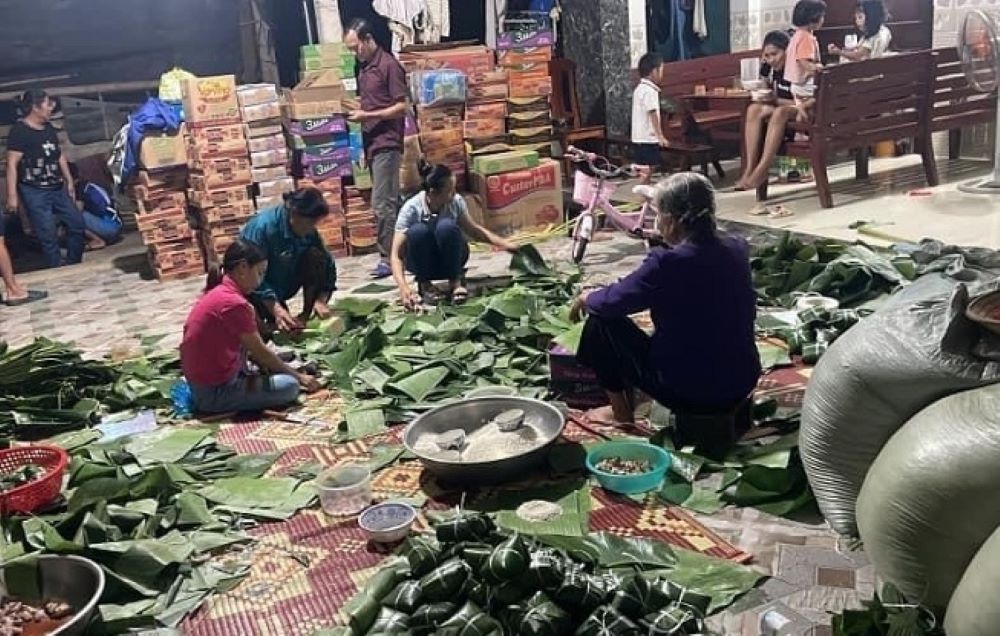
[[570, 173, 761, 456], [735, 30, 798, 191], [180, 238, 320, 414], [829, 1, 892, 62]]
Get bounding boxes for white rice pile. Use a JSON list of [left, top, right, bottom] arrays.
[[413, 422, 544, 463]]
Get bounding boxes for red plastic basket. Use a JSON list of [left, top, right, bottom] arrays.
[[0, 445, 69, 515]]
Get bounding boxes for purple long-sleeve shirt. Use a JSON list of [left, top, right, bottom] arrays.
[[586, 233, 761, 408]]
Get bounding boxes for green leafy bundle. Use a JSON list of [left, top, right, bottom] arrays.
[[341, 512, 763, 635]]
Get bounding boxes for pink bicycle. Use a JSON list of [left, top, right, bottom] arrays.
[[565, 146, 661, 263]]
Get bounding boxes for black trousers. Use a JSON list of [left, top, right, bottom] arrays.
[[575, 314, 751, 459]]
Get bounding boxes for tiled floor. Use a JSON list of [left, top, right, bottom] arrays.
[[5, 152, 976, 633]]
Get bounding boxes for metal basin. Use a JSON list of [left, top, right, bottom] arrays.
[[0, 555, 105, 635], [403, 397, 566, 484]]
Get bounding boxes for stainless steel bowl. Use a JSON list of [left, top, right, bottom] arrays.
[[0, 555, 105, 635], [403, 396, 566, 484]]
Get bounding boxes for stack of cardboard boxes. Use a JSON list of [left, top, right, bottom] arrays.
[[132, 126, 198, 280], [498, 28, 555, 158], [342, 186, 378, 255], [469, 149, 563, 238], [182, 75, 255, 265], [133, 167, 201, 280], [238, 84, 291, 210], [299, 43, 356, 92], [297, 176, 349, 258]]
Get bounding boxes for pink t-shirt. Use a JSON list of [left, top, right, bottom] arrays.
[[180, 276, 257, 386], [785, 28, 820, 86]]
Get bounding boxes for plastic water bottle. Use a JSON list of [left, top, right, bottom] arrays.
[[170, 380, 194, 418]]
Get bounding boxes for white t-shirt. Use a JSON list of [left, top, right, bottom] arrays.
[[860, 25, 893, 59], [395, 192, 466, 233], [631, 79, 662, 145]]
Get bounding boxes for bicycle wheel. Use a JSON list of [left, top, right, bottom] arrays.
[[571, 213, 594, 263]]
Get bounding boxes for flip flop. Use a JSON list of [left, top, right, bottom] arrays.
[[4, 290, 48, 307], [450, 286, 469, 304], [768, 205, 794, 219]]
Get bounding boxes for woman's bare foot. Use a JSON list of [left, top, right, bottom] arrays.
[[86, 237, 106, 251], [589, 405, 635, 426], [449, 281, 469, 304]]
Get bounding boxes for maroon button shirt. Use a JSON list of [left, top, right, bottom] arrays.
[[358, 46, 407, 158]]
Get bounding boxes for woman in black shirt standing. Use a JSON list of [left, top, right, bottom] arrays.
[[736, 31, 800, 191], [4, 90, 84, 268]]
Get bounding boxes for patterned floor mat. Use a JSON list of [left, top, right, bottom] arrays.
[[184, 354, 808, 635]]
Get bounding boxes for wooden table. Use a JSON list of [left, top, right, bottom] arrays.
[[680, 93, 753, 166]]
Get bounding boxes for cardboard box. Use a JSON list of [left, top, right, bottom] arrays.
[[510, 126, 554, 146], [497, 29, 554, 50], [237, 84, 280, 108], [247, 134, 288, 153], [255, 194, 284, 209], [419, 129, 463, 152], [512, 141, 554, 158], [181, 75, 240, 125], [298, 143, 352, 166], [135, 168, 187, 191], [136, 191, 187, 214], [289, 132, 350, 151], [470, 159, 563, 236], [285, 116, 348, 138], [244, 120, 284, 139], [466, 101, 508, 121], [468, 70, 509, 86], [305, 156, 353, 181], [286, 70, 346, 105], [463, 118, 507, 140], [241, 101, 282, 123], [509, 76, 553, 99], [251, 165, 289, 182], [508, 110, 552, 129], [498, 47, 554, 66], [187, 137, 248, 158], [249, 148, 288, 168], [281, 99, 344, 120], [188, 185, 251, 209], [472, 150, 540, 176], [400, 46, 494, 77], [468, 83, 509, 101], [256, 177, 296, 198], [198, 200, 255, 224], [300, 42, 350, 58], [140, 130, 187, 170], [508, 96, 550, 114], [190, 157, 253, 190], [187, 122, 245, 145]]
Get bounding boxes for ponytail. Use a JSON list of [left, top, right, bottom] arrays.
[[17, 89, 50, 118], [417, 161, 453, 193], [204, 238, 267, 292], [283, 187, 329, 219]]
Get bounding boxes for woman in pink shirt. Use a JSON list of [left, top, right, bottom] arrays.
[[180, 239, 320, 413]]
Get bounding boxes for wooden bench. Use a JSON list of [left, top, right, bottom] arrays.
[[656, 50, 762, 171], [757, 51, 939, 208], [929, 46, 997, 161], [605, 135, 718, 176]]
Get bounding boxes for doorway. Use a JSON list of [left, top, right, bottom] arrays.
[[647, 0, 731, 62]]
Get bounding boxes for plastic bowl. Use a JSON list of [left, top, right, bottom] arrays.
[[586, 442, 671, 494], [317, 464, 372, 516], [358, 502, 417, 543]]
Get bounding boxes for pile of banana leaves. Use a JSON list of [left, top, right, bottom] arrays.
[[2, 426, 313, 633], [830, 583, 942, 636], [328, 511, 762, 636], [293, 247, 582, 433], [0, 339, 176, 444]]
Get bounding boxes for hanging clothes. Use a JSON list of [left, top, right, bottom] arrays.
[[692, 0, 707, 39], [486, 0, 506, 48], [425, 0, 450, 41], [315, 0, 344, 43], [373, 0, 429, 51]]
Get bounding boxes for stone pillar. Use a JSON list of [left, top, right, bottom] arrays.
[[561, 0, 634, 138]]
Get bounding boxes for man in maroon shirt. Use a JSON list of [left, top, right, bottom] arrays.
[[345, 18, 408, 278]]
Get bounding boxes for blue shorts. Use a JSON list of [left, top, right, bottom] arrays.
[[631, 143, 661, 167]]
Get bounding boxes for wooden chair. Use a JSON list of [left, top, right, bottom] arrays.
[[929, 47, 997, 162], [549, 58, 606, 178], [757, 51, 939, 209]]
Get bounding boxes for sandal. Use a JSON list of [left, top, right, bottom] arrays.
[[4, 290, 48, 307], [450, 286, 469, 304], [418, 281, 441, 305]]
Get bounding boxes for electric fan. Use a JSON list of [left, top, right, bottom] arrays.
[[958, 10, 1000, 194]]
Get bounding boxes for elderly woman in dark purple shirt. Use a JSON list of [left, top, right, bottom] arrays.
[[570, 172, 761, 455]]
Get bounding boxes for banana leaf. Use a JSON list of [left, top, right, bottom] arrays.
[[435, 512, 495, 544], [369, 606, 410, 634], [335, 409, 387, 443], [576, 605, 640, 635], [487, 480, 592, 537], [553, 569, 609, 611], [482, 533, 529, 583], [198, 476, 316, 519], [517, 590, 572, 636], [333, 296, 387, 318], [383, 580, 423, 613], [511, 245, 554, 277], [387, 366, 450, 403], [410, 602, 457, 634], [438, 601, 503, 636], [402, 535, 441, 577], [420, 557, 471, 603], [125, 428, 211, 467], [609, 575, 673, 619], [641, 604, 702, 634], [344, 558, 408, 634]]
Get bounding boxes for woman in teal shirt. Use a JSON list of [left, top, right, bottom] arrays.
[[240, 188, 338, 334]]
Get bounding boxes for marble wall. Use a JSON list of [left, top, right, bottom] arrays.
[[561, 0, 634, 137]]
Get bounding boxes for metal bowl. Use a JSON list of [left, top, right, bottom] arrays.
[[0, 555, 105, 635], [403, 396, 566, 484]]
